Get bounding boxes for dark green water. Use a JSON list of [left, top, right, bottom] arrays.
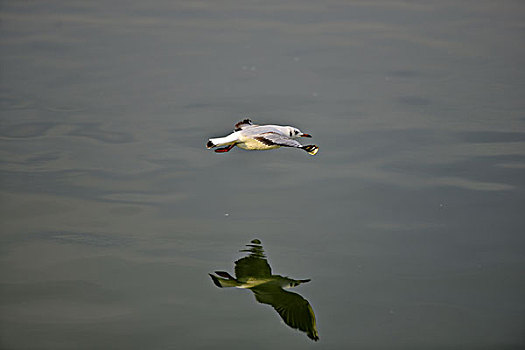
[[1, 1, 524, 349]]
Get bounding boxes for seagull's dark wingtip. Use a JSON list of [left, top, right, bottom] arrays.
[[302, 145, 319, 155], [308, 334, 320, 341]]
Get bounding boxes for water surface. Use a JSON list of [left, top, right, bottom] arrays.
[[1, 1, 524, 349]]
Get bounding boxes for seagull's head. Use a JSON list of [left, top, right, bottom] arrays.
[[287, 127, 312, 138]]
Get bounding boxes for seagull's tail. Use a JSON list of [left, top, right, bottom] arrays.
[[209, 272, 241, 288], [206, 134, 239, 149], [302, 145, 319, 156]]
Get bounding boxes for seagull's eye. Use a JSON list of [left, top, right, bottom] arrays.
[[295, 130, 299, 135]]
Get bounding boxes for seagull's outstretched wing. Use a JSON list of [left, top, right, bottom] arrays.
[[254, 132, 303, 148], [234, 119, 254, 131], [252, 283, 319, 341], [234, 256, 272, 280]]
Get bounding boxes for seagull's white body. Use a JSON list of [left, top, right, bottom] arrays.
[[207, 119, 319, 155]]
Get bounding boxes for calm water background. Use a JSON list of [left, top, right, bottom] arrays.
[[1, 1, 524, 349]]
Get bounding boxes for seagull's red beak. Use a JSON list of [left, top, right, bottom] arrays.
[[300, 133, 312, 138]]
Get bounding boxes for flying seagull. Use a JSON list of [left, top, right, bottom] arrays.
[[206, 119, 319, 155], [209, 239, 319, 341]]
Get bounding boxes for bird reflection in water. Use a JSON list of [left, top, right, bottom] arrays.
[[209, 239, 319, 341]]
